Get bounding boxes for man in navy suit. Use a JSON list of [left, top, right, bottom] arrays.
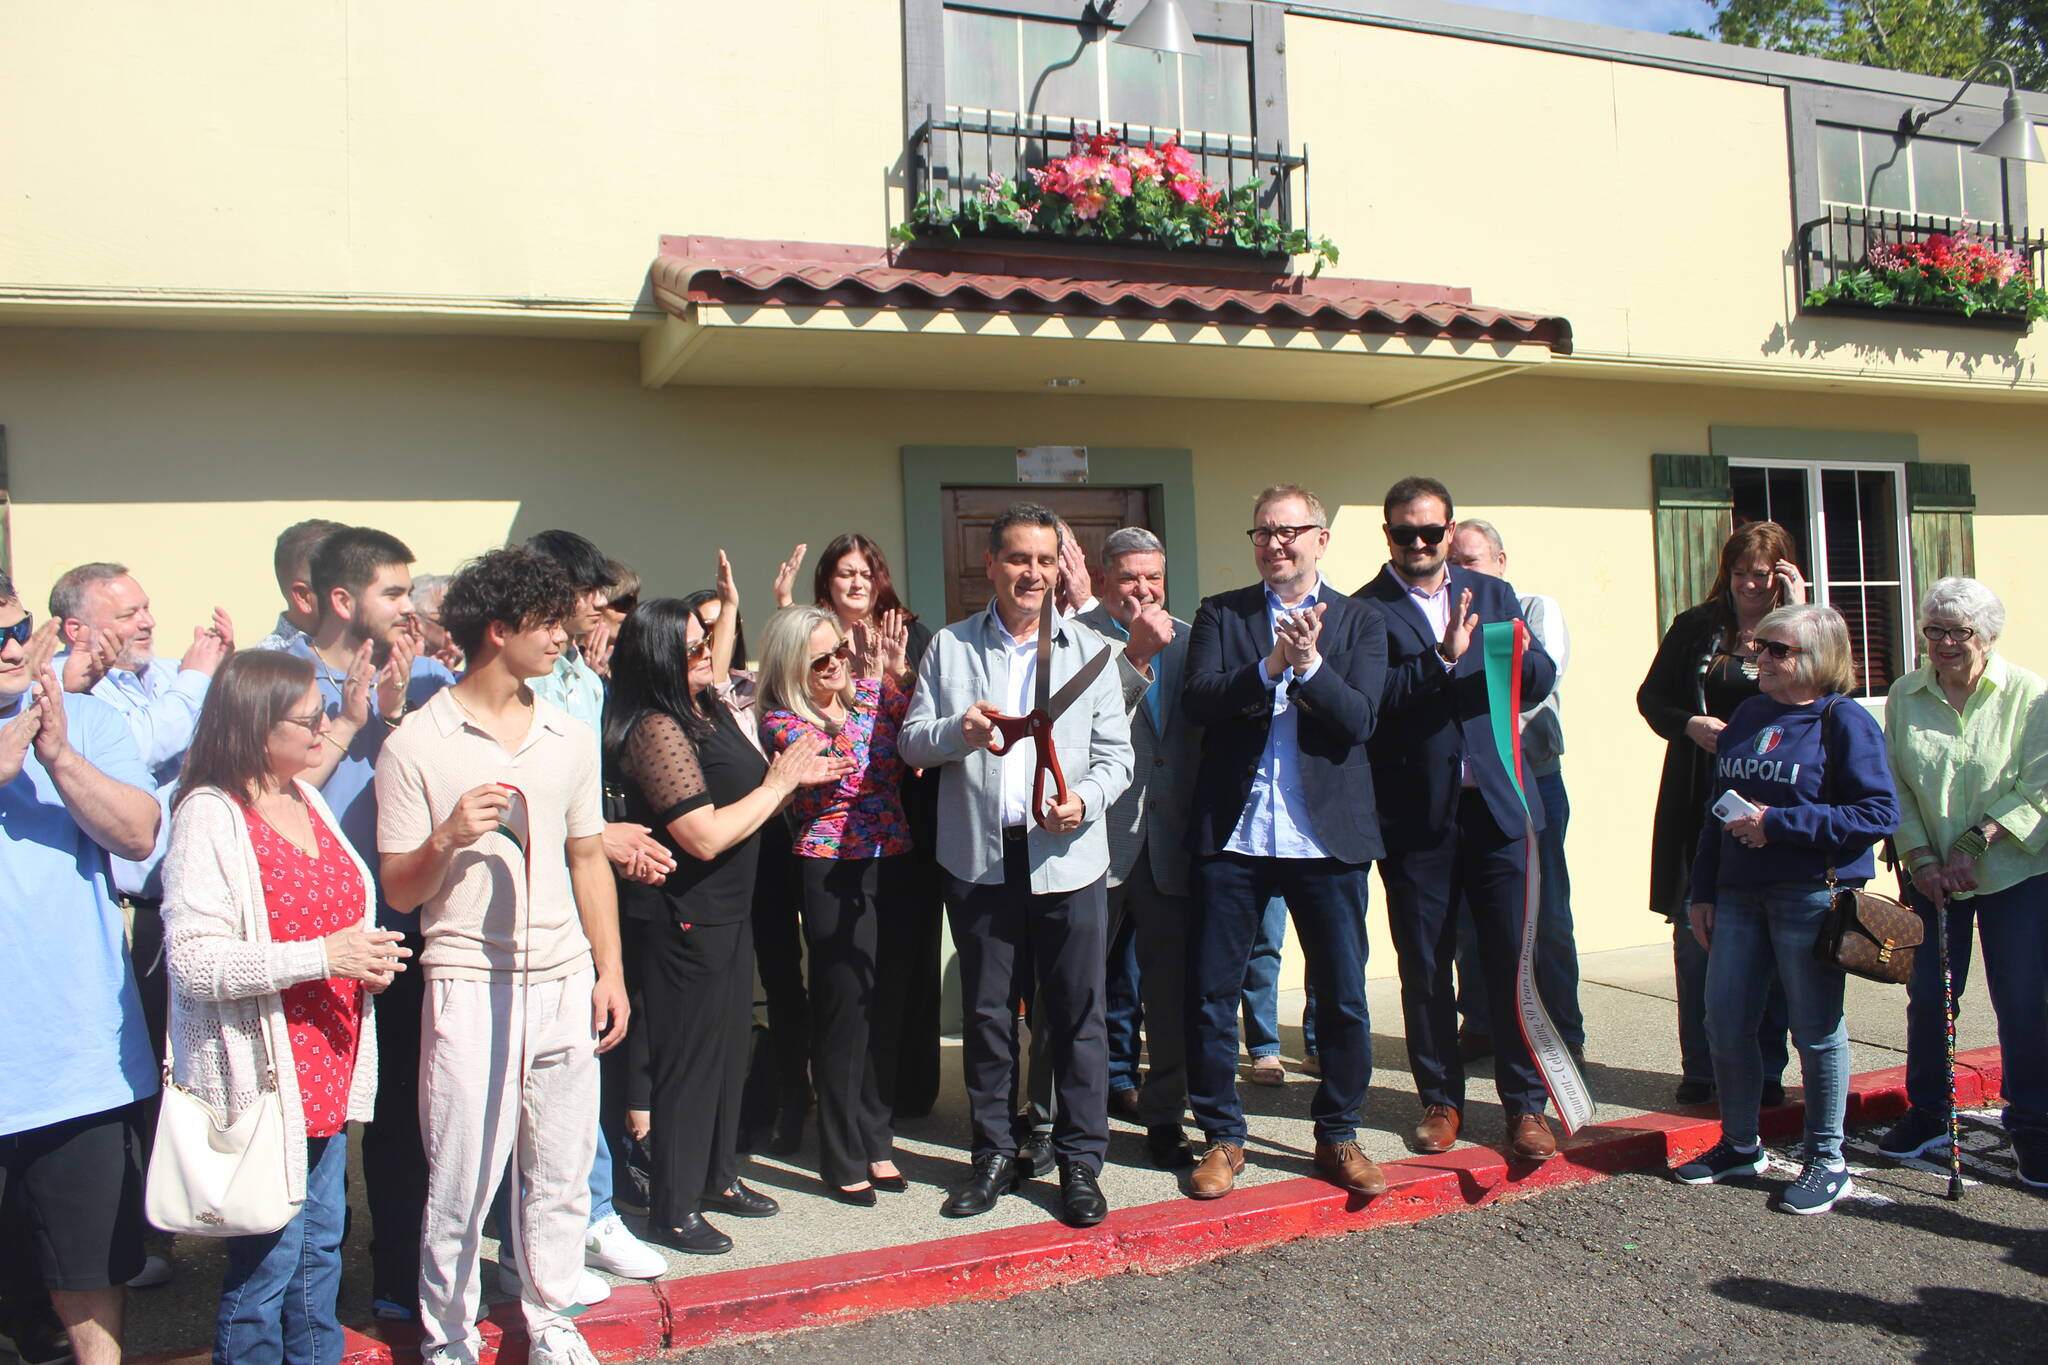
[[1356, 476, 1560, 1161], [1181, 485, 1389, 1201]]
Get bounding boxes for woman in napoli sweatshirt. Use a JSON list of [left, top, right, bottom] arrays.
[[1672, 603, 1898, 1214]]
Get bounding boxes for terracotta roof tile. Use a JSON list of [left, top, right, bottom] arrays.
[[651, 236, 1572, 354]]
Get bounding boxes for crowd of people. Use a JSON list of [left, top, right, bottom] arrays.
[[1, 477, 2042, 1365]]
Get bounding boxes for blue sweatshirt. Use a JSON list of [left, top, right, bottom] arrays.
[[1690, 694, 1899, 903]]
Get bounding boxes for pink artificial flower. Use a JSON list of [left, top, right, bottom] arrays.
[[1070, 188, 1108, 219], [1108, 165, 1133, 197]]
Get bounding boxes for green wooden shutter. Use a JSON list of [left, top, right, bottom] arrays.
[[1905, 462, 1975, 612], [1652, 453, 1732, 629]]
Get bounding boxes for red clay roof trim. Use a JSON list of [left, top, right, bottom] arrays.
[[650, 237, 1572, 354]]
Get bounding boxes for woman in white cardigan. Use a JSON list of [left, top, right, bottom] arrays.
[[161, 650, 410, 1365]]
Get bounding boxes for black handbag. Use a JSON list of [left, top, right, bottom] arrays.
[[1809, 696, 1921, 984]]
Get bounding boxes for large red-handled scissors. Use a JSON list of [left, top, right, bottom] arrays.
[[985, 600, 1112, 826]]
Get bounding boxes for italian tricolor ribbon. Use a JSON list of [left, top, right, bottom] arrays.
[[1479, 620, 1594, 1135]]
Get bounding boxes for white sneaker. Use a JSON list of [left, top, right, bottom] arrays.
[[126, 1254, 173, 1289], [494, 1262, 611, 1306], [530, 1324, 601, 1365], [422, 1349, 477, 1365], [584, 1213, 666, 1279]]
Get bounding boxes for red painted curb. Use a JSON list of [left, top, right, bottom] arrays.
[[133, 1046, 2007, 1363]]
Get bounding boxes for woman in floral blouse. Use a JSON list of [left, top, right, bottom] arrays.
[[757, 604, 914, 1203], [163, 650, 409, 1364]]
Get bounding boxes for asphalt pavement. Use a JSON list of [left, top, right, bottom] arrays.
[[672, 1111, 2048, 1365]]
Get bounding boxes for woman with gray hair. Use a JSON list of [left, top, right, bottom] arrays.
[[1672, 604, 1898, 1214], [1876, 577, 2048, 1186], [757, 604, 915, 1203]]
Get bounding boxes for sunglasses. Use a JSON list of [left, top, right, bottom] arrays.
[[0, 614, 30, 648], [685, 637, 713, 662], [809, 642, 852, 674], [1922, 624, 1977, 645], [1246, 524, 1324, 547], [1751, 637, 1806, 661], [279, 710, 328, 735], [1389, 524, 1449, 548]]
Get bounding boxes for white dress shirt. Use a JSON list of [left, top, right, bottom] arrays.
[[1223, 577, 1334, 860]]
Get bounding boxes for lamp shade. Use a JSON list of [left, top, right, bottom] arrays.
[[1973, 91, 2045, 162], [1115, 0, 1200, 57]]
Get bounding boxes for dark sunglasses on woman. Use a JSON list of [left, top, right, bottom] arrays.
[[1751, 637, 1805, 661], [809, 642, 852, 674]]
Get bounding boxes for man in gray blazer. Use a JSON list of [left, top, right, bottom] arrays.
[[900, 503, 1133, 1229], [1075, 528, 1201, 1169]]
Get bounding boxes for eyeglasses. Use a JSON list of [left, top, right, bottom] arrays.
[[809, 642, 852, 674], [607, 594, 638, 615], [1246, 524, 1324, 547], [1923, 624, 1978, 645], [279, 710, 328, 735], [1388, 524, 1450, 548], [685, 637, 713, 663], [0, 614, 30, 648], [1751, 638, 1806, 661]]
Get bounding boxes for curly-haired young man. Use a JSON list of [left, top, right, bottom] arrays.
[[375, 547, 630, 1365]]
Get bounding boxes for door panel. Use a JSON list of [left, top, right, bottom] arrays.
[[940, 487, 1151, 626]]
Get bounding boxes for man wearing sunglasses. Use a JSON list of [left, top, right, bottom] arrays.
[[1356, 477, 1559, 1162], [0, 572, 162, 1365], [1180, 484, 1389, 1201]]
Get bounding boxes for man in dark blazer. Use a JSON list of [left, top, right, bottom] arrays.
[[1180, 484, 1389, 1201], [1356, 476, 1560, 1161]]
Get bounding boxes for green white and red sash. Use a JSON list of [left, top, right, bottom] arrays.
[[1480, 621, 1594, 1134]]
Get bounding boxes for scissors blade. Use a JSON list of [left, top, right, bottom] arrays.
[[1033, 586, 1055, 714], [1043, 643, 1111, 720]]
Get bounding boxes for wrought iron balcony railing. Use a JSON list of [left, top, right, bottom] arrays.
[[1798, 205, 2047, 330]]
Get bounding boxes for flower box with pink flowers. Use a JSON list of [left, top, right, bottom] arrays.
[[897, 128, 1338, 274], [1802, 226, 2048, 330]]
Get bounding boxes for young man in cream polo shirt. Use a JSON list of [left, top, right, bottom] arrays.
[[376, 547, 629, 1365]]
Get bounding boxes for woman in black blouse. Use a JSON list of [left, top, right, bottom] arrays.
[[603, 595, 849, 1255], [1637, 520, 1803, 1106]]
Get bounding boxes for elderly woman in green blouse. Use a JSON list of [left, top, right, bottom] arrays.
[[1877, 577, 2048, 1188]]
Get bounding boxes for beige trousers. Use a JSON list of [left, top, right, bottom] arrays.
[[417, 969, 597, 1360]]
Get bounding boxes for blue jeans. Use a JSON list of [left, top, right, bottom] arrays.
[[1677, 902, 1790, 1087], [215, 1131, 348, 1365], [1240, 897, 1317, 1058], [1190, 856, 1370, 1144], [1904, 874, 2048, 1135], [1704, 883, 1849, 1164], [1105, 912, 1144, 1092], [1455, 770, 1584, 1048]]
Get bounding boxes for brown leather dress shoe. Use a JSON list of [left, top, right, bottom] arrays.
[[1411, 1104, 1461, 1154], [1313, 1140, 1388, 1197], [1187, 1143, 1245, 1200], [1508, 1113, 1558, 1161]]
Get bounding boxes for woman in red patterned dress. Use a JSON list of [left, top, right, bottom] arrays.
[[162, 651, 410, 1365]]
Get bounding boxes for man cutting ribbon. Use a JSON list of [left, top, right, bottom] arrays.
[[900, 503, 1132, 1230]]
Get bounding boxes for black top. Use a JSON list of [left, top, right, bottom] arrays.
[[1636, 601, 1765, 919], [616, 701, 767, 926]]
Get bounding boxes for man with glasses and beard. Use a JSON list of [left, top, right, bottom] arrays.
[[1355, 477, 1559, 1162]]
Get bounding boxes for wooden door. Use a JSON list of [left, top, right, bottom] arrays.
[[939, 486, 1152, 627]]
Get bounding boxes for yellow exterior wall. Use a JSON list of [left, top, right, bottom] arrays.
[[9, 326, 2048, 977]]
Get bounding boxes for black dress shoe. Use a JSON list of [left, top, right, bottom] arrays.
[[870, 1172, 910, 1193], [1146, 1126, 1196, 1170], [941, 1153, 1019, 1218], [1016, 1131, 1056, 1178], [767, 1097, 809, 1156], [700, 1180, 779, 1219], [826, 1182, 878, 1207], [1058, 1163, 1109, 1228], [1108, 1087, 1143, 1122], [1674, 1078, 1715, 1106], [647, 1213, 732, 1256]]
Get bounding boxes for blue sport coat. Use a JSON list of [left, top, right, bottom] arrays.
[[1354, 564, 1556, 852], [1180, 581, 1387, 866]]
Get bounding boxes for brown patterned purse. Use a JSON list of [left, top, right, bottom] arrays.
[[1808, 696, 1922, 985]]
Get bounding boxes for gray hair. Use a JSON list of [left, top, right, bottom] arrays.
[[1459, 519, 1506, 557], [1756, 603, 1857, 696], [1919, 576, 2003, 643], [412, 573, 452, 610], [49, 562, 130, 623], [1101, 526, 1164, 568]]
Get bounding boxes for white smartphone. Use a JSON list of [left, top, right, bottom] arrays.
[[1712, 789, 1761, 824]]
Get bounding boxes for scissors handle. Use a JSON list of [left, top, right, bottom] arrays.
[[984, 712, 1038, 755], [1031, 734, 1071, 823]]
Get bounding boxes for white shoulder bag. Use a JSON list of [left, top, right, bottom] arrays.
[[144, 843, 296, 1237]]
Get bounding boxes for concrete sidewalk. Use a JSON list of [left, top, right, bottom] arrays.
[[111, 943, 1998, 1361]]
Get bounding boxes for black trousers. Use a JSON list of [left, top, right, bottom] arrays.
[[750, 834, 812, 1109], [878, 853, 944, 1120], [644, 916, 751, 1227], [362, 931, 427, 1306], [1381, 791, 1548, 1117], [799, 857, 903, 1187], [948, 835, 1110, 1173]]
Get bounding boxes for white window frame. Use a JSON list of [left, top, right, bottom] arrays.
[[1816, 122, 2003, 227], [1730, 456, 1914, 706]]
